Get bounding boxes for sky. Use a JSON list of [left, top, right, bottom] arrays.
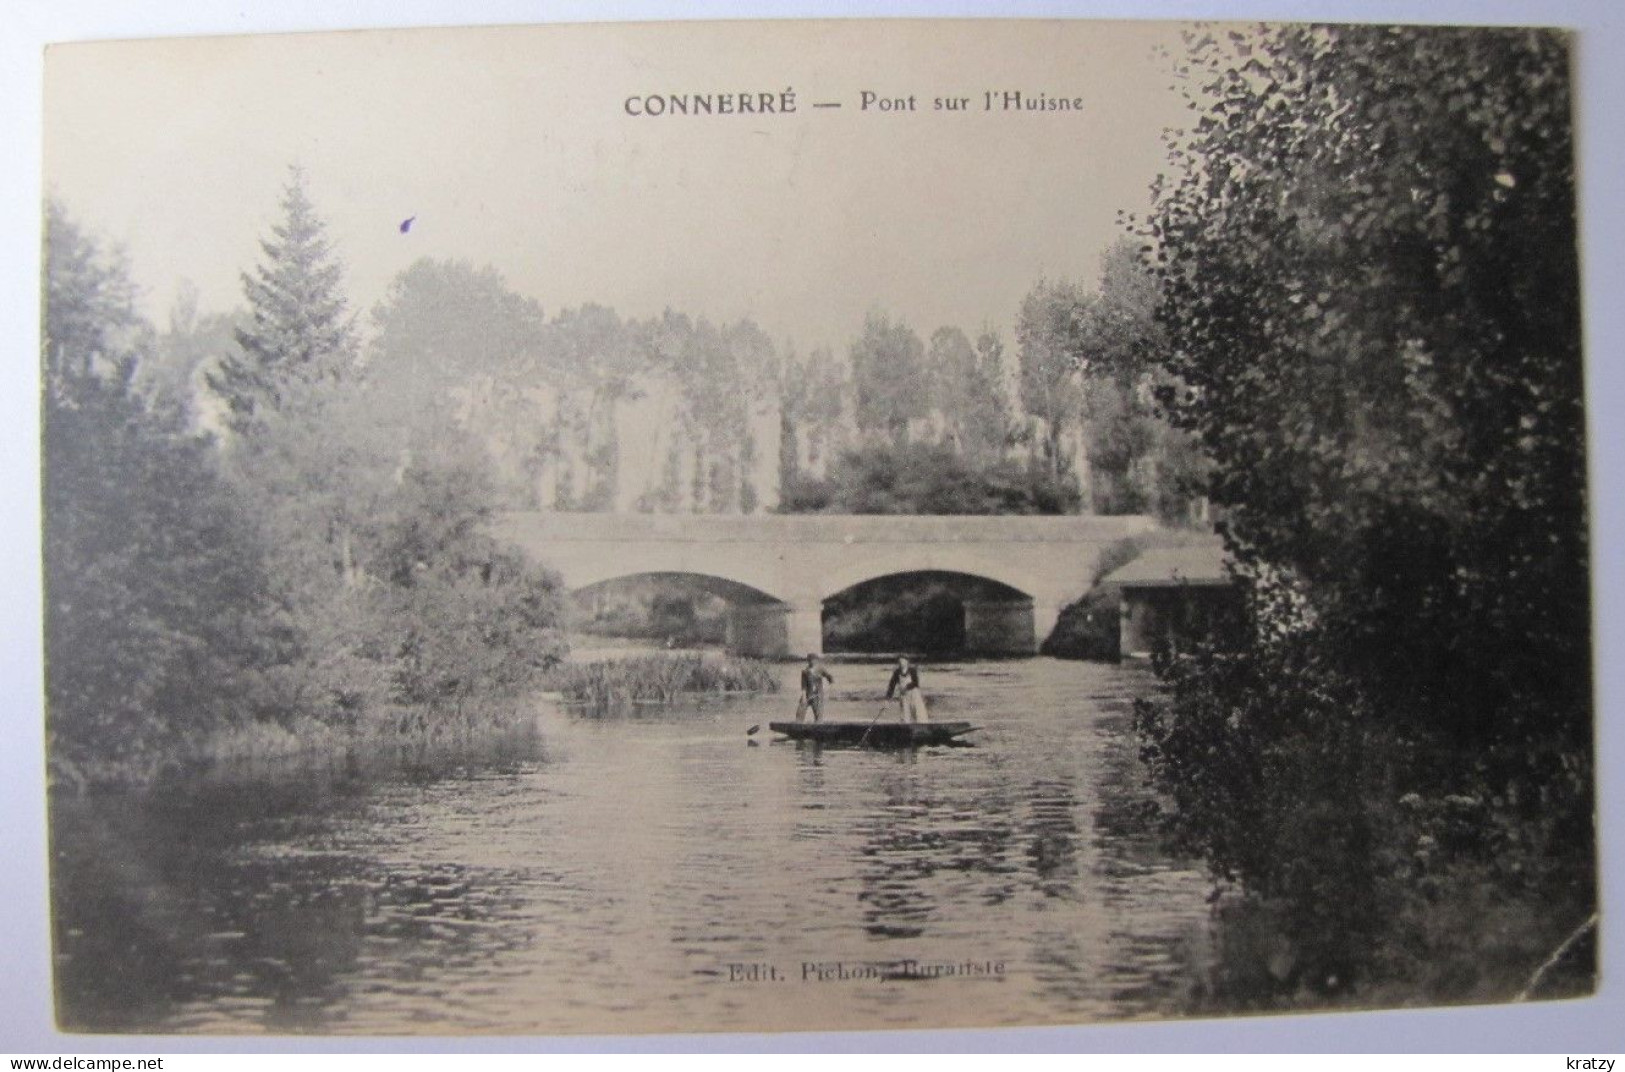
[[43, 19, 1192, 354]]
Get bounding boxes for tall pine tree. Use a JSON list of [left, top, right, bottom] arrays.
[[207, 167, 355, 435]]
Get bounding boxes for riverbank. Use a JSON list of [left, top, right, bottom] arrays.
[[1195, 883, 1596, 1013], [48, 696, 555, 794], [48, 650, 788, 793]]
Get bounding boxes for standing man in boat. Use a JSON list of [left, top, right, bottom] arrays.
[[885, 655, 929, 723], [796, 653, 835, 722]]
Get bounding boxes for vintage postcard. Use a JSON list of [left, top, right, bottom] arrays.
[[38, 16, 1595, 1038]]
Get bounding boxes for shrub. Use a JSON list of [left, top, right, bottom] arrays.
[[1042, 536, 1146, 660]]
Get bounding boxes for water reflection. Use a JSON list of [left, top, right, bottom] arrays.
[[53, 737, 548, 1033], [51, 660, 1216, 1035], [1024, 778, 1081, 899]]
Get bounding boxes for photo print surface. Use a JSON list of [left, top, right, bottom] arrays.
[[40, 18, 1594, 1035]]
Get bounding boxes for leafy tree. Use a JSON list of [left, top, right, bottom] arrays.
[[1081, 271, 1211, 518], [41, 202, 149, 393], [849, 312, 926, 445], [639, 311, 774, 513], [368, 258, 558, 505], [926, 326, 979, 447], [370, 259, 550, 407], [780, 442, 1080, 515], [216, 188, 570, 727], [1136, 24, 1591, 994], [42, 204, 287, 783], [141, 282, 245, 431], [779, 345, 850, 493], [926, 325, 1013, 462], [1087, 238, 1163, 385], [207, 168, 356, 436], [1014, 244, 1208, 519], [968, 328, 1015, 460], [1150, 23, 1586, 772], [1015, 280, 1090, 480], [345, 426, 569, 711], [721, 318, 777, 512], [548, 303, 646, 511]]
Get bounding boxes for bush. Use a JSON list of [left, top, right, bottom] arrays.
[[1131, 25, 1593, 1002], [1133, 575, 1597, 1003], [42, 206, 295, 787], [1041, 588, 1121, 661], [1041, 536, 1145, 660], [1133, 629, 1380, 992], [778, 442, 1082, 515]]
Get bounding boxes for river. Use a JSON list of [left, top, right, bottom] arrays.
[[49, 656, 1219, 1036]]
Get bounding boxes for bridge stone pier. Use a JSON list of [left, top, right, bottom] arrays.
[[721, 602, 823, 660], [490, 511, 1160, 657]]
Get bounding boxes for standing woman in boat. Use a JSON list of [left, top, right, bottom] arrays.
[[885, 655, 929, 723], [796, 653, 835, 722]]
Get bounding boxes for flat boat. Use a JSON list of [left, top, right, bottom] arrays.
[[768, 721, 978, 747]]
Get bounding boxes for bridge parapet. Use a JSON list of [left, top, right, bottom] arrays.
[[498, 511, 1157, 545]]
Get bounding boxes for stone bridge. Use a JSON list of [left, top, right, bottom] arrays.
[[491, 511, 1160, 657]]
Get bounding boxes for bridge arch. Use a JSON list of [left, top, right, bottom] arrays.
[[491, 510, 1164, 657], [568, 569, 811, 659], [571, 569, 787, 606], [822, 568, 1047, 656], [542, 551, 797, 606]]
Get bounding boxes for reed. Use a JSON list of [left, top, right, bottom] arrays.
[[548, 653, 780, 707]]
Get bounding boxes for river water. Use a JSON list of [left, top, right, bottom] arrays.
[[49, 657, 1220, 1036]]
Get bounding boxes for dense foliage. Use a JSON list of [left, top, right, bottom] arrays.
[[929, 326, 1012, 463], [1016, 279, 1090, 481], [42, 205, 290, 784], [779, 442, 1082, 515], [1133, 25, 1593, 999], [1014, 243, 1209, 520], [220, 174, 571, 731], [309, 242, 1200, 519], [573, 577, 730, 647], [42, 177, 572, 784], [850, 312, 928, 445]]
